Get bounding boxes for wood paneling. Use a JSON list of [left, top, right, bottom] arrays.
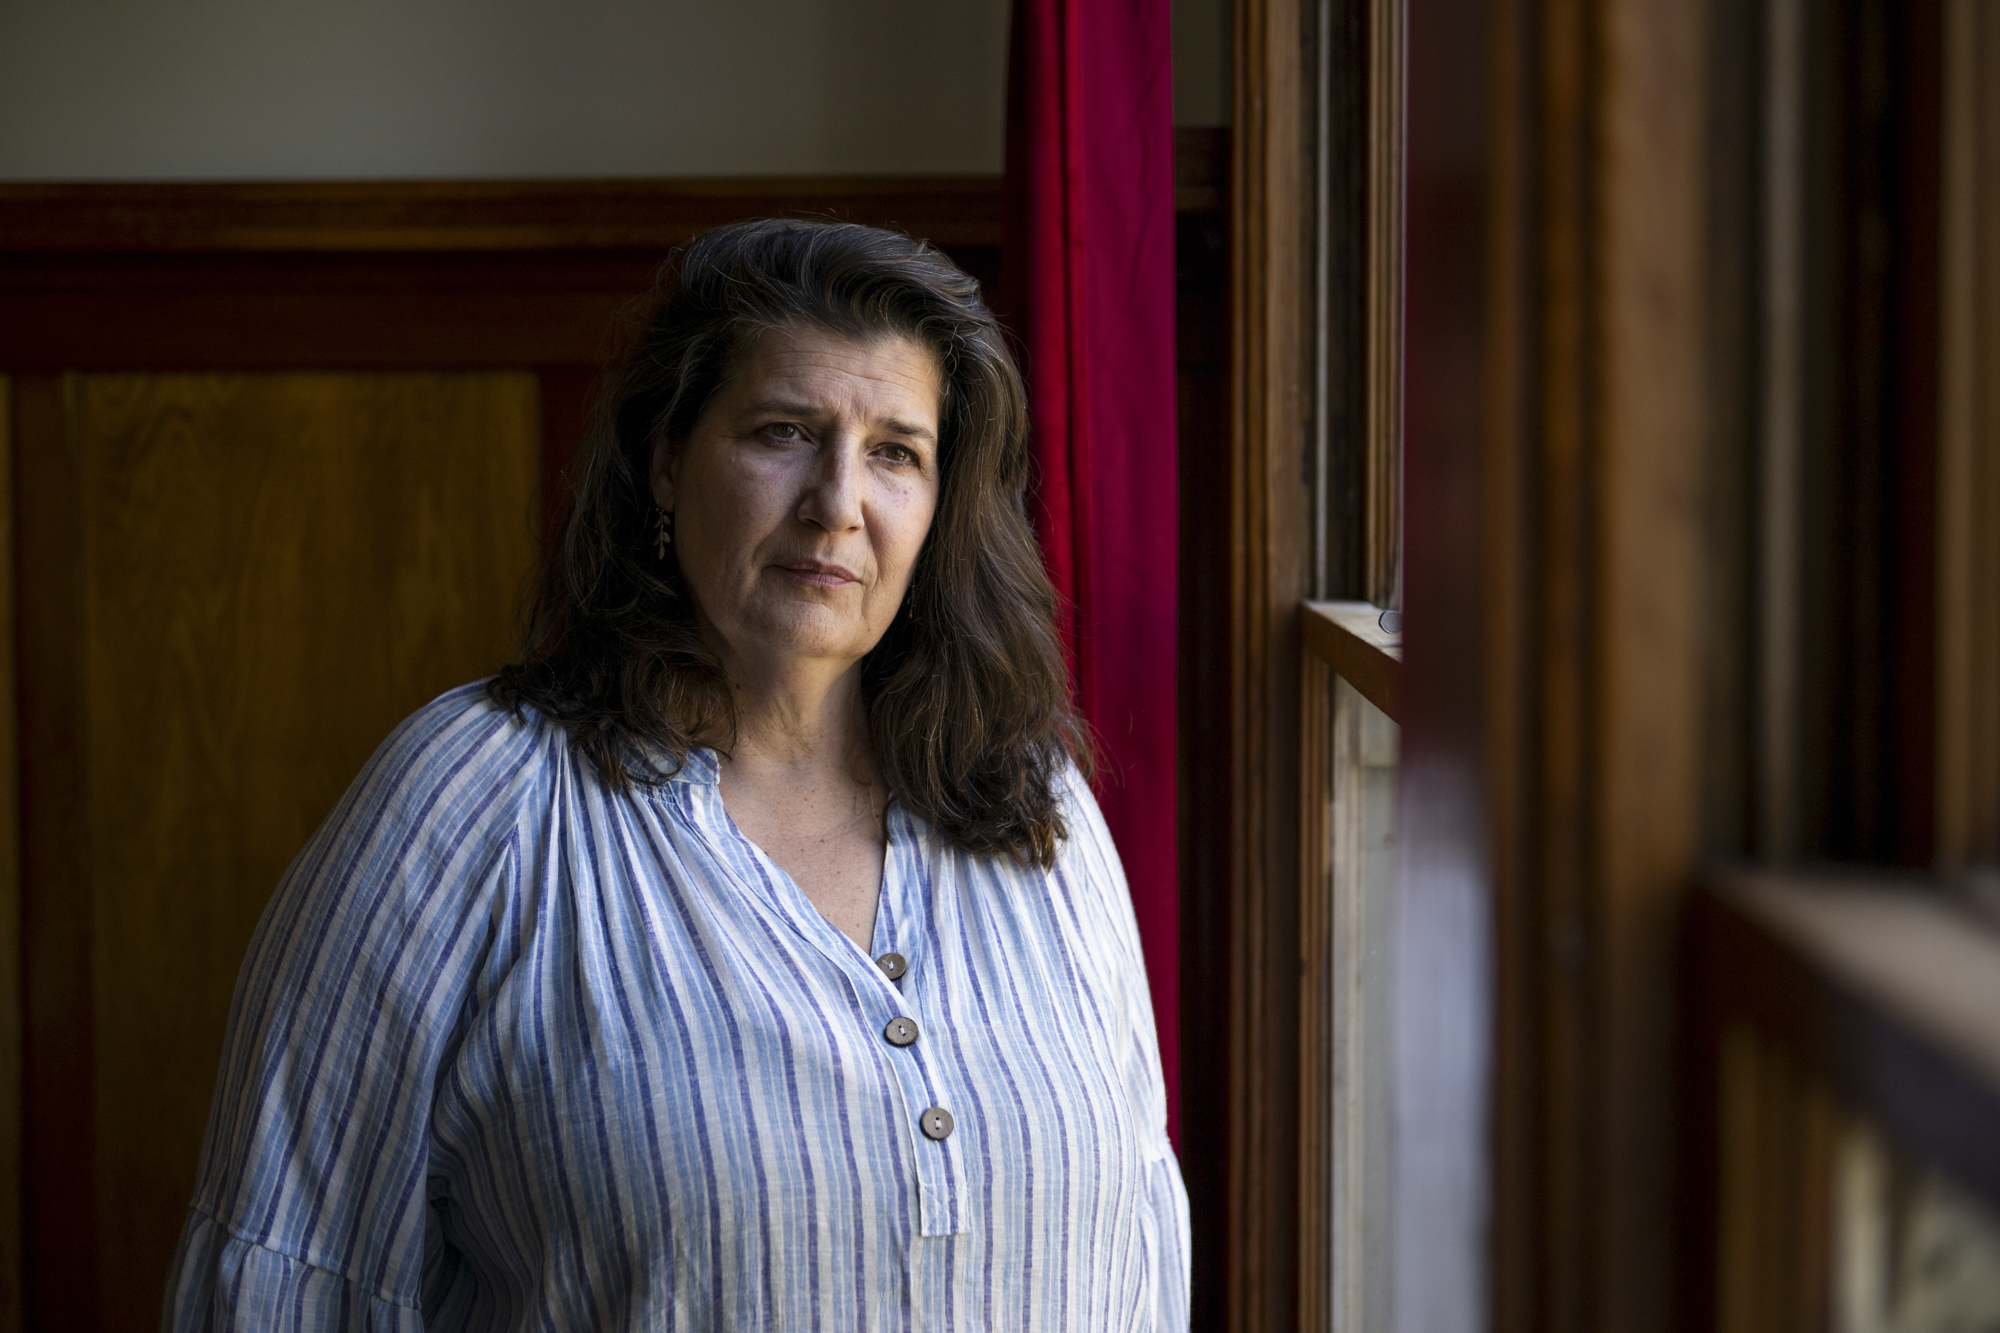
[[0, 180, 1004, 374], [14, 372, 540, 1329], [15, 372, 94, 1331], [537, 368, 599, 540], [0, 254, 656, 372], [0, 375, 18, 1332]]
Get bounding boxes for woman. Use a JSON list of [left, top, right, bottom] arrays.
[[164, 219, 1187, 1331]]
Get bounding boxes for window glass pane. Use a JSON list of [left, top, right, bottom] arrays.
[[1323, 671, 1398, 1331], [1835, 1116, 2000, 1332]]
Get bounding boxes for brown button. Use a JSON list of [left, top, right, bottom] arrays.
[[876, 952, 908, 980], [920, 1106, 955, 1141], [884, 1016, 919, 1047]]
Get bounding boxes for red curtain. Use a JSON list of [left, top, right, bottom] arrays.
[[1003, 0, 1180, 1143]]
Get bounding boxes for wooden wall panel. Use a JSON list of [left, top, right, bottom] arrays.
[[0, 376, 18, 1332], [50, 373, 539, 1329], [15, 372, 94, 1331], [0, 180, 1004, 375]]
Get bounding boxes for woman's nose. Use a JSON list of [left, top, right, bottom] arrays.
[[797, 441, 864, 531]]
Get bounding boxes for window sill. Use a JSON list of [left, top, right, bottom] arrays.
[[1301, 600, 1403, 721]]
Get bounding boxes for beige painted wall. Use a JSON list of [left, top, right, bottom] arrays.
[[0, 0, 1230, 181], [0, 0, 1012, 179]]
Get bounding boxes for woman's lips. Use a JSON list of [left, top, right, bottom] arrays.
[[775, 559, 860, 589]]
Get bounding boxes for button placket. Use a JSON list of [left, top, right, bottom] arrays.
[[873, 812, 963, 1234], [882, 1022, 962, 1234]]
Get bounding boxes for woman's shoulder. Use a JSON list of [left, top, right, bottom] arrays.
[[337, 680, 569, 841], [1052, 754, 1116, 847]]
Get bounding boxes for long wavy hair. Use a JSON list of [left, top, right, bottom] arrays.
[[490, 218, 1088, 867]]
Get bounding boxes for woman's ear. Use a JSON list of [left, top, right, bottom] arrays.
[[649, 435, 677, 512]]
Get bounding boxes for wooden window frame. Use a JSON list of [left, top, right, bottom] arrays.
[[1229, 0, 1449, 1325], [1228, 0, 1710, 1328]]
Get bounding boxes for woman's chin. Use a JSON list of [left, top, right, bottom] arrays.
[[727, 606, 881, 674]]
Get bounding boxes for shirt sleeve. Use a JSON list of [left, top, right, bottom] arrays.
[[162, 689, 533, 1332], [1057, 763, 1193, 1332]]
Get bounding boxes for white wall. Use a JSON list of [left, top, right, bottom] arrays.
[[0, 0, 1011, 180], [0, 0, 1228, 181]]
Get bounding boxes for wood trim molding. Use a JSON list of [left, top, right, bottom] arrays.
[[1301, 600, 1403, 722], [1297, 650, 1335, 1333], [1936, 0, 2000, 869], [0, 178, 1004, 253], [1594, 0, 1707, 1324], [1365, 0, 1408, 608], [1231, 0, 1308, 1324]]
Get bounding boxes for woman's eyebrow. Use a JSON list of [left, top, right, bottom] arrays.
[[745, 399, 936, 443], [743, 397, 824, 419], [878, 417, 938, 442]]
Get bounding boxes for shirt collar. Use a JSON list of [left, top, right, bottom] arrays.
[[641, 742, 720, 786]]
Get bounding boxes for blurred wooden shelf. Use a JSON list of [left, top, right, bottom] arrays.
[[1694, 869, 2000, 1216]]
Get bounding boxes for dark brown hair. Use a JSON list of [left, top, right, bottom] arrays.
[[489, 218, 1087, 866]]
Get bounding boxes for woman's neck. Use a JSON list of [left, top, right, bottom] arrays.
[[712, 661, 888, 952], [720, 658, 877, 790]]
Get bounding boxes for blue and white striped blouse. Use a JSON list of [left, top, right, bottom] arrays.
[[164, 683, 1189, 1331]]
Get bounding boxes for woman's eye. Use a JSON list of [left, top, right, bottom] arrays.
[[765, 422, 802, 441], [881, 444, 919, 465]]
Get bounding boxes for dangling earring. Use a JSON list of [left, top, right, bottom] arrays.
[[654, 506, 674, 559]]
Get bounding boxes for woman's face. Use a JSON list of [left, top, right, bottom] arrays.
[[652, 325, 943, 684]]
